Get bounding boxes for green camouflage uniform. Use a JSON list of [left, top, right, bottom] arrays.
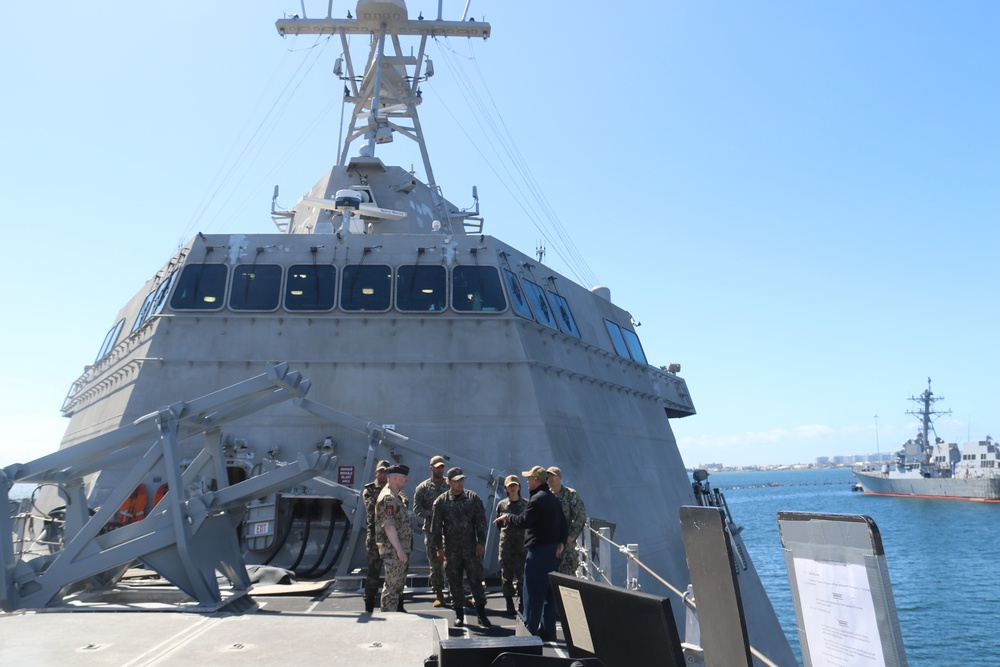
[[375, 484, 412, 611], [496, 495, 527, 599], [413, 477, 448, 595], [554, 485, 587, 576], [431, 489, 488, 607], [362, 480, 407, 605]]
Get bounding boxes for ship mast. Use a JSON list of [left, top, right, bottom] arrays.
[[275, 1, 491, 189], [906, 377, 951, 454]]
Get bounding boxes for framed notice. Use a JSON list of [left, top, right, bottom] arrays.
[[777, 512, 907, 667]]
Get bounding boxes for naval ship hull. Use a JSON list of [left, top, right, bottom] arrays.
[[854, 469, 1000, 501], [3, 3, 798, 663]]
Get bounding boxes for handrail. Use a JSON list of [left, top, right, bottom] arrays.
[[583, 522, 780, 667]]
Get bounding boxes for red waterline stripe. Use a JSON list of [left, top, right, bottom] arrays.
[[862, 490, 1000, 503]]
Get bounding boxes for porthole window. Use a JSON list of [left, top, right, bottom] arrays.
[[230, 264, 282, 311], [546, 291, 579, 337], [342, 264, 392, 311], [169, 264, 228, 310], [397, 265, 446, 312], [285, 265, 337, 311], [453, 266, 506, 312], [522, 279, 557, 329], [503, 269, 534, 320]]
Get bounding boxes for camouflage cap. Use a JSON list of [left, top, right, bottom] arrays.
[[521, 465, 549, 482], [376, 460, 392, 472], [430, 455, 446, 468], [546, 466, 562, 477], [446, 466, 466, 481]]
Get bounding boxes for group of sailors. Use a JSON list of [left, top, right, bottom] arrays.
[[362, 455, 587, 639]]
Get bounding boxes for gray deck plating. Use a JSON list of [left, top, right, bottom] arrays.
[[0, 589, 554, 666]]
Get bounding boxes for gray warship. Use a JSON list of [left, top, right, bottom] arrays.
[[854, 379, 1000, 501], [2, 2, 797, 664]]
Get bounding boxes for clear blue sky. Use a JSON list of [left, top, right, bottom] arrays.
[[1, 1, 997, 468]]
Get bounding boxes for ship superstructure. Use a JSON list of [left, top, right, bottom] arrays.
[[8, 2, 795, 662], [854, 379, 1000, 500]]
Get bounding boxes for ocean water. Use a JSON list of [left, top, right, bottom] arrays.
[[714, 467, 999, 666]]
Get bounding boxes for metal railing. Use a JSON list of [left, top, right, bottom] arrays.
[[577, 518, 780, 667]]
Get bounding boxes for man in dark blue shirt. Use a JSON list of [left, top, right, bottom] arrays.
[[494, 465, 567, 640]]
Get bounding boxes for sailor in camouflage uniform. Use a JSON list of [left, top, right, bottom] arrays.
[[547, 466, 588, 576], [431, 467, 492, 627], [374, 464, 412, 612], [496, 474, 527, 614], [362, 460, 408, 612], [413, 455, 448, 606]]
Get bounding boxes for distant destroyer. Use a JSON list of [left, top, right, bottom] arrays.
[[854, 379, 1000, 501]]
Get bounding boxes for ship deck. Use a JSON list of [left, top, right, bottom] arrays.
[[0, 575, 569, 666]]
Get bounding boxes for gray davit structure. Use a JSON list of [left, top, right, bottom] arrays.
[[2, 2, 796, 665]]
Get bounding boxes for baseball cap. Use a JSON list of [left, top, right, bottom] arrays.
[[522, 465, 548, 482], [430, 455, 446, 468], [446, 467, 466, 481]]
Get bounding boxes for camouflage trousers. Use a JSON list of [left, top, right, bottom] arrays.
[[444, 549, 486, 608], [558, 540, 580, 576], [380, 553, 409, 612], [424, 531, 446, 595], [499, 545, 525, 599], [364, 540, 383, 603]]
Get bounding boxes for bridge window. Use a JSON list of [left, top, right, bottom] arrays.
[[230, 264, 282, 311], [604, 320, 631, 358], [503, 269, 534, 320], [342, 264, 392, 311], [169, 264, 228, 310], [132, 271, 178, 333], [285, 265, 337, 311], [453, 266, 506, 312], [522, 279, 557, 329], [621, 328, 648, 365], [94, 319, 125, 363], [546, 291, 579, 337], [605, 319, 649, 364], [397, 265, 446, 312]]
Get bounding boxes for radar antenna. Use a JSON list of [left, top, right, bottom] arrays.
[[906, 377, 952, 452], [275, 4, 490, 190]]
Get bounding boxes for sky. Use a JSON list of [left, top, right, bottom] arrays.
[[0, 1, 997, 469]]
